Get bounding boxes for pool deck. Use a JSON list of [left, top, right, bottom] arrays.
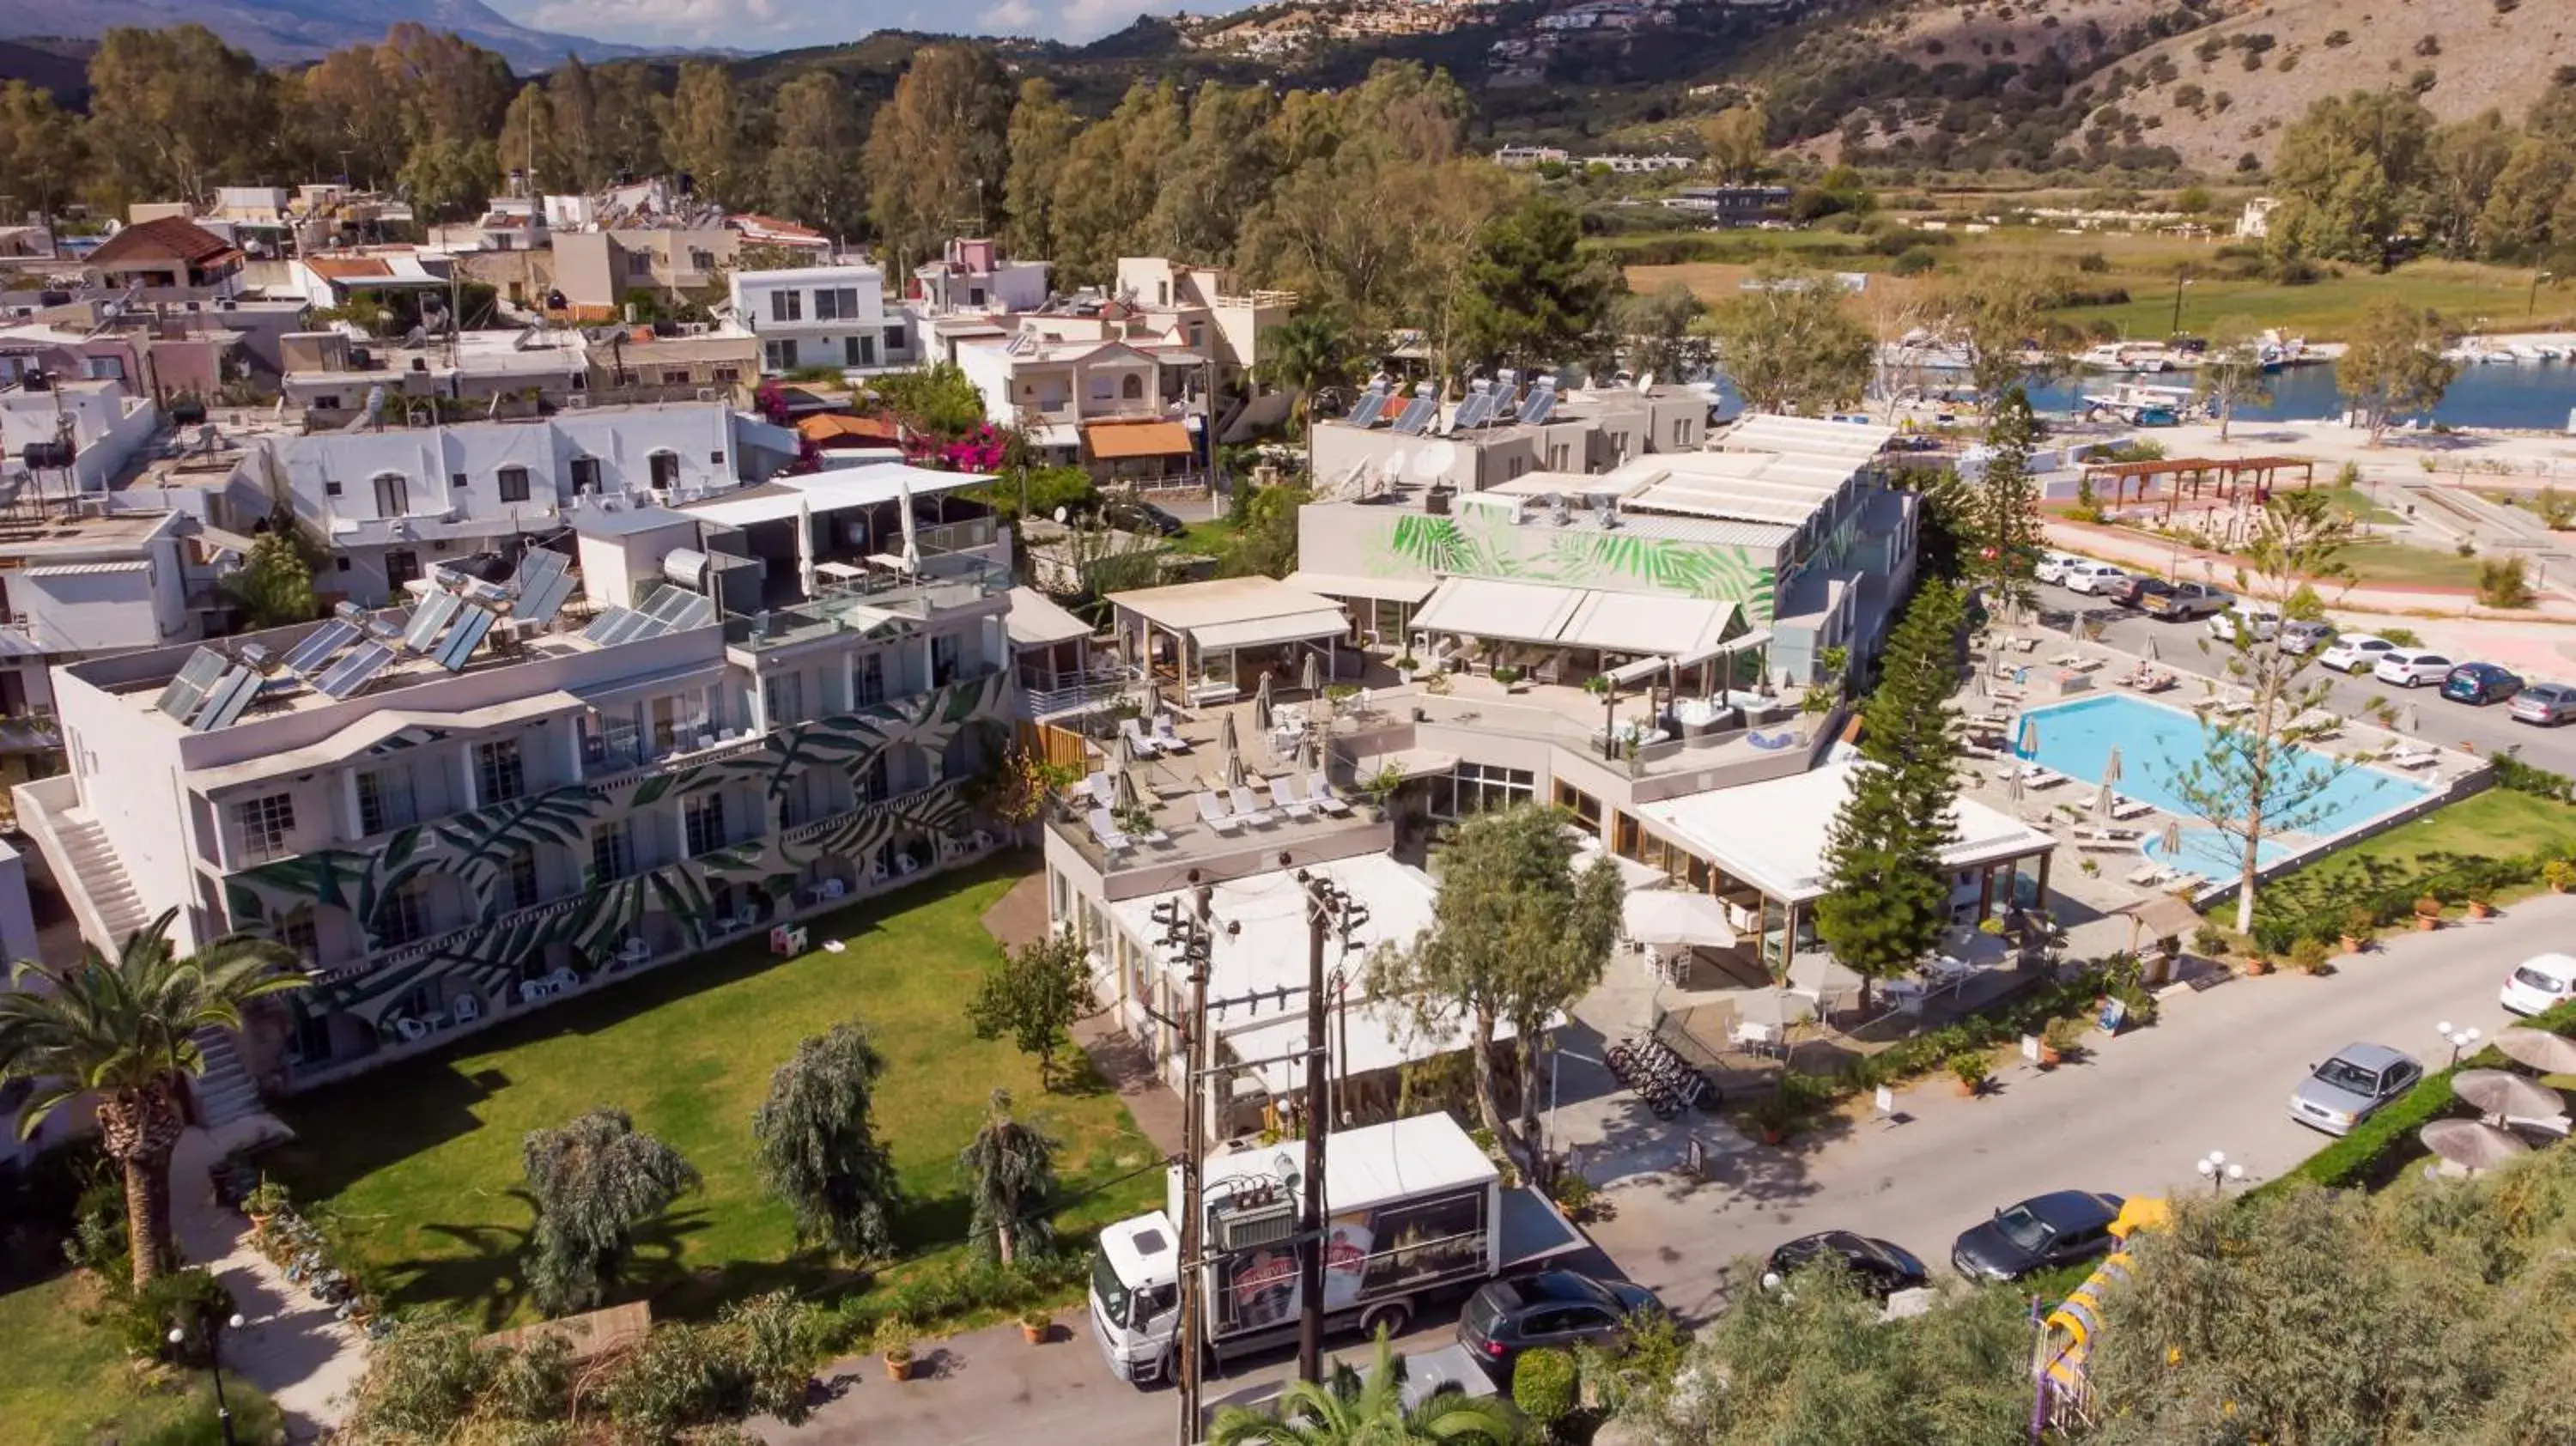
[[1954, 624, 2489, 933]]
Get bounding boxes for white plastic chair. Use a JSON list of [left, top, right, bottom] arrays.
[[1269, 775, 1314, 819], [1306, 773, 1351, 816], [394, 1016, 428, 1042], [1198, 792, 1242, 835]]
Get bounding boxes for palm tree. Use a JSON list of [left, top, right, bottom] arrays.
[[0, 909, 302, 1288], [1207, 1330, 1528, 1445], [1258, 307, 1358, 438]]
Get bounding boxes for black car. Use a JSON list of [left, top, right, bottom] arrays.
[[1107, 500, 1186, 538], [1457, 1270, 1662, 1378], [1950, 1190, 2127, 1282], [1764, 1231, 1930, 1300]]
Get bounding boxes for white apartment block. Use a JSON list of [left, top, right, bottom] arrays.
[[912, 237, 1051, 319], [728, 263, 921, 376], [17, 459, 1020, 1097]]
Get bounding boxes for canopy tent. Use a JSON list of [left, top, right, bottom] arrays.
[[679, 464, 992, 529], [1621, 890, 1738, 949]]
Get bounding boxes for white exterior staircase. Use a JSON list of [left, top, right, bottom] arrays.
[[54, 808, 150, 945], [190, 1027, 264, 1130]]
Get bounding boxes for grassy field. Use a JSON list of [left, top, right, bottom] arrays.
[[262, 862, 1161, 1328], [2335, 538, 2488, 591], [0, 1275, 133, 1446], [2246, 789, 2576, 930], [1622, 227, 2571, 343]]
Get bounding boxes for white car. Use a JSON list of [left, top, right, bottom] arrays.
[[2208, 605, 2280, 643], [2374, 649, 2455, 688], [2062, 562, 2130, 595], [2281, 621, 2335, 655], [2503, 952, 2576, 1017], [2318, 634, 2398, 675], [2035, 550, 2083, 586]]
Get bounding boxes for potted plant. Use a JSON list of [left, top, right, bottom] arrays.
[[2414, 894, 2444, 931], [879, 1319, 916, 1381], [2239, 950, 2272, 977], [1356, 764, 1403, 822], [1492, 664, 1524, 692], [1949, 1051, 1991, 1097], [1020, 1309, 1051, 1346], [2546, 859, 2575, 895], [1583, 673, 1613, 698], [2465, 884, 2497, 920], [1747, 1090, 1800, 1145], [1393, 654, 1419, 682], [2340, 907, 2376, 954], [1116, 804, 1157, 839], [242, 1179, 289, 1231], [2043, 1017, 2087, 1067], [2287, 936, 2334, 975]]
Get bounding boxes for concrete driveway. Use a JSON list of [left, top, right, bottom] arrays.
[[763, 894, 2574, 1443]]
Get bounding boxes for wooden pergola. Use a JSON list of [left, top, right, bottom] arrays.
[[2081, 455, 2318, 518]]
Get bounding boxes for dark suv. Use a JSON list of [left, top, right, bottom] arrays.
[[1951, 1191, 2126, 1281], [1457, 1270, 1662, 1379]]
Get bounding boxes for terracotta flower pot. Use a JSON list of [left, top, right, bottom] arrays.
[[2470, 902, 2495, 920], [2341, 935, 2366, 953], [2240, 956, 2271, 977], [2415, 914, 2440, 932], [884, 1353, 913, 1382], [1022, 1322, 1049, 1346], [1759, 1126, 1787, 1145], [2038, 1045, 2063, 1068]]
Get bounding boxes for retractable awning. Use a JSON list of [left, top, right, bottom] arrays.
[[1623, 891, 1737, 948], [1193, 609, 1349, 653], [1284, 571, 1439, 605], [1411, 577, 1585, 646], [1558, 592, 1737, 657], [1086, 421, 1194, 459]]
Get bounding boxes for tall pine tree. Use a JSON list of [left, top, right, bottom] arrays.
[[1813, 579, 1968, 1012], [1947, 386, 2043, 623]]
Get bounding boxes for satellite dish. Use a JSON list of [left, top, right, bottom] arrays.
[[1636, 371, 1656, 391], [1378, 451, 1409, 481], [1052, 506, 1069, 524], [1413, 440, 1459, 481]]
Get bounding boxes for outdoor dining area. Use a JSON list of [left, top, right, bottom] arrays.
[[2418, 1027, 2576, 1180], [1105, 575, 1352, 708]]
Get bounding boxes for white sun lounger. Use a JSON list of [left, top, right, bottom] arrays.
[[1305, 772, 1352, 815], [1197, 792, 1243, 835], [1230, 785, 1275, 827], [2111, 797, 2155, 821], [2391, 748, 2440, 769], [2024, 768, 2067, 788], [1120, 716, 1163, 755], [1086, 808, 1132, 853], [1151, 714, 1192, 752], [2125, 862, 2172, 886], [1269, 775, 1314, 819]]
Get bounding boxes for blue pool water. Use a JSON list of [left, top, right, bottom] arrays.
[[2011, 694, 2429, 841], [2144, 826, 2293, 879]]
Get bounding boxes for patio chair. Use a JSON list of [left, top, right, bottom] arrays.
[[1084, 771, 1115, 808], [1268, 775, 1314, 819], [1230, 785, 1276, 827], [452, 994, 481, 1024], [1119, 716, 1163, 756], [1305, 772, 1352, 816], [394, 1016, 428, 1042], [1086, 808, 1133, 853], [2111, 797, 2155, 821], [1152, 714, 1192, 751], [1197, 791, 1244, 835], [2124, 862, 2172, 887]]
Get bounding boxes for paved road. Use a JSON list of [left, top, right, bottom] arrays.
[[2028, 578, 2576, 776], [762, 895, 2574, 1443]]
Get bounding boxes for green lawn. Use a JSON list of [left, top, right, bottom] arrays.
[[2247, 789, 2576, 930], [262, 863, 1160, 1328], [1178, 515, 1242, 558], [0, 1275, 134, 1446], [2335, 538, 2488, 591], [2318, 486, 2403, 526]]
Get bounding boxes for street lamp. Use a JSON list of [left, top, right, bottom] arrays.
[[2170, 265, 2193, 337], [2193, 1149, 2245, 1194], [2439, 1021, 2483, 1066], [170, 1311, 248, 1446], [2531, 270, 2554, 318]]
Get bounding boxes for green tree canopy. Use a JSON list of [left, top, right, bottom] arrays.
[[1613, 283, 1710, 384], [2337, 299, 2458, 446], [2268, 89, 2439, 268], [762, 71, 867, 241], [1002, 78, 1080, 261], [864, 45, 1013, 270], [965, 926, 1092, 1088], [1698, 265, 1874, 414], [1366, 804, 1622, 1171], [958, 1088, 1062, 1267], [1209, 1329, 1527, 1444], [1457, 193, 1611, 374], [522, 1109, 701, 1315], [871, 361, 988, 440], [225, 527, 320, 629], [0, 910, 301, 1288], [751, 1022, 902, 1261], [1698, 104, 1770, 183], [2189, 315, 2275, 442]]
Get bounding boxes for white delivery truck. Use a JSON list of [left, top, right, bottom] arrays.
[[1087, 1113, 1586, 1386]]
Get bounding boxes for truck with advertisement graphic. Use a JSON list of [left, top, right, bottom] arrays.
[[1086, 1113, 1587, 1386]]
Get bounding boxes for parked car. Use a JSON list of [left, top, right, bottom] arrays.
[[2208, 604, 2280, 642], [2140, 580, 2230, 621], [2318, 634, 2399, 675], [1107, 500, 1186, 537], [2288, 1043, 2423, 1136], [2511, 682, 2576, 726], [2035, 550, 2083, 586], [2373, 650, 2455, 688], [1765, 1232, 1929, 1300], [2061, 562, 2130, 596], [1951, 1191, 2127, 1282], [2502, 952, 2576, 1017], [2114, 576, 2165, 610], [1457, 1270, 1664, 1378], [2280, 620, 2335, 655], [2441, 662, 2524, 706]]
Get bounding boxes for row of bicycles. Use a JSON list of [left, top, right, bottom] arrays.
[[1607, 1031, 1722, 1120]]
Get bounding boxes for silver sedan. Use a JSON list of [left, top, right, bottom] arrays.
[[2512, 682, 2576, 726]]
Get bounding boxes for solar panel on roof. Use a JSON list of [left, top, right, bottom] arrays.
[[1345, 383, 1393, 429], [583, 607, 649, 645], [154, 647, 230, 721], [401, 590, 462, 653], [1517, 378, 1558, 427], [639, 586, 715, 632], [510, 550, 576, 626], [313, 641, 397, 701], [280, 620, 361, 677], [1390, 387, 1438, 436], [431, 605, 497, 671], [1449, 383, 1495, 434], [189, 667, 261, 732]]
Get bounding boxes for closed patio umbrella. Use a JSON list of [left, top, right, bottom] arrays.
[[1300, 648, 1322, 696], [2005, 768, 2024, 804], [2102, 746, 2123, 788], [1296, 730, 1320, 772], [2495, 1027, 2576, 1076], [2452, 1068, 2566, 1122], [2015, 715, 2041, 759], [1111, 767, 1141, 814], [2403, 702, 2421, 735], [2420, 1118, 2531, 1172], [2093, 776, 2116, 820], [2142, 634, 2160, 663], [1218, 711, 1242, 786], [2160, 816, 2184, 857], [1111, 728, 1139, 773], [1140, 678, 1163, 722], [1254, 670, 1275, 732]]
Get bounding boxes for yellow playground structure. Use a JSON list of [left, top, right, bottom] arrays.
[[2033, 1197, 2170, 1431]]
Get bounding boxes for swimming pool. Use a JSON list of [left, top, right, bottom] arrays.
[[2143, 826, 2293, 879], [2010, 694, 2430, 841]]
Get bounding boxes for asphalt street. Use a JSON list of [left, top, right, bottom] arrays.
[[762, 894, 2576, 1444], [2029, 579, 2576, 775]]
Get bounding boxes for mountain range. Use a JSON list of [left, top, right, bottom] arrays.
[[0, 0, 647, 69]]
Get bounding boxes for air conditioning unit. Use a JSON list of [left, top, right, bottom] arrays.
[[561, 395, 588, 409]]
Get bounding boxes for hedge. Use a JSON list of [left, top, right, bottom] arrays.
[[2250, 846, 2567, 956], [2249, 994, 2576, 1201], [1823, 958, 2160, 1098]]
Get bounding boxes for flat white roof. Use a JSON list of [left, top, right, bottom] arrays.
[[1223, 1006, 1522, 1098], [1109, 574, 1344, 635], [1412, 577, 1739, 658], [1637, 759, 2056, 904], [679, 465, 992, 528], [1108, 853, 1439, 1030], [1284, 571, 1440, 606], [1004, 586, 1091, 647], [1202, 1112, 1495, 1213], [1411, 577, 1583, 646]]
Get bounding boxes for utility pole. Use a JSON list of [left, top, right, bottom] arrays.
[[1151, 884, 1218, 1446], [1293, 869, 1369, 1387]]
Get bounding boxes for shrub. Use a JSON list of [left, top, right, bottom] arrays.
[[1949, 1052, 1992, 1091], [123, 1267, 234, 1364], [113, 1376, 289, 1446], [1513, 1346, 1580, 1430], [1891, 246, 1939, 276], [2379, 626, 2422, 647], [2288, 937, 2332, 974], [2548, 859, 2576, 892], [2477, 556, 2536, 609], [2537, 487, 2576, 529]]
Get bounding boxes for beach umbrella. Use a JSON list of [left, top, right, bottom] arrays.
[[2015, 715, 2041, 759], [2495, 1027, 2576, 1076], [1218, 710, 1242, 781], [1296, 730, 1320, 773], [2160, 816, 2184, 857], [1973, 671, 1990, 699], [2102, 746, 2124, 788], [1111, 729, 1139, 773], [2093, 776, 2117, 821], [2452, 1069, 2566, 1122], [1300, 648, 1322, 695], [1253, 670, 1275, 732], [2142, 634, 2160, 663], [1111, 767, 1141, 814], [2420, 1118, 2531, 1172], [1140, 678, 1163, 722]]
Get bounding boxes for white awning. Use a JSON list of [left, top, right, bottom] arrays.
[[1607, 656, 1668, 687], [1284, 571, 1439, 605], [1559, 592, 1737, 657], [1005, 586, 1091, 647], [1193, 608, 1349, 653], [1675, 627, 1773, 669], [1622, 890, 1737, 948], [680, 465, 993, 528], [1411, 577, 1585, 646]]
